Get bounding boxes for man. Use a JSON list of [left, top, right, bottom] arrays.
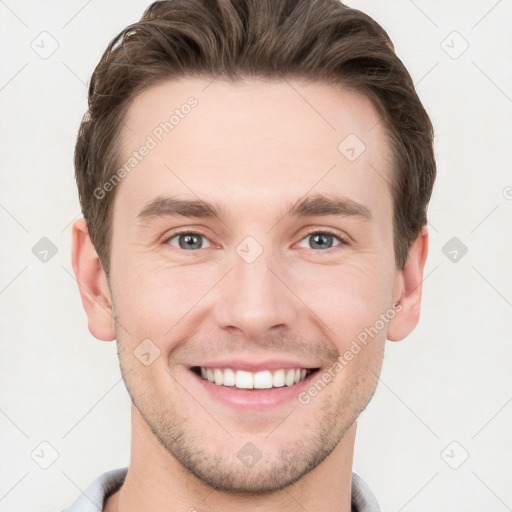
[[66, 0, 435, 510]]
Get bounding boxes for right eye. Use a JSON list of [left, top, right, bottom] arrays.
[[164, 231, 213, 251]]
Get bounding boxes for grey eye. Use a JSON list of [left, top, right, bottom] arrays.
[[297, 232, 342, 250], [167, 233, 212, 250]]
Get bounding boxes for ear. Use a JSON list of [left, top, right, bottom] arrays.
[[71, 217, 115, 341], [387, 225, 429, 341]]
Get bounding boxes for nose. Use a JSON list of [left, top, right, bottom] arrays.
[[213, 248, 298, 340]]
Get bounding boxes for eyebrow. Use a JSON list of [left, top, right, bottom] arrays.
[[136, 193, 372, 224]]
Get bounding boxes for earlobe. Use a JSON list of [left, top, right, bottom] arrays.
[[387, 226, 429, 342], [71, 218, 116, 341]]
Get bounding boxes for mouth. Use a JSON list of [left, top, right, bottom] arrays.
[[191, 366, 320, 390]]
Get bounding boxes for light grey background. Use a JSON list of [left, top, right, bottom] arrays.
[[0, 1, 511, 511]]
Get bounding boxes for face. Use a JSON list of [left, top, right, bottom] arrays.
[[78, 77, 423, 494]]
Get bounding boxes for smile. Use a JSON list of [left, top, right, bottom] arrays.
[[192, 366, 319, 390]]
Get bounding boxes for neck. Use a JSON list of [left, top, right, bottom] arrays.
[[105, 406, 357, 512]]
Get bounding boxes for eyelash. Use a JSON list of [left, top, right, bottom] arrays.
[[163, 228, 350, 251]]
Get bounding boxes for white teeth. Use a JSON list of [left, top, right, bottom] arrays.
[[223, 368, 236, 386], [272, 369, 285, 387], [235, 370, 253, 389], [214, 368, 223, 385], [285, 369, 295, 386], [253, 370, 273, 389], [197, 366, 312, 389]]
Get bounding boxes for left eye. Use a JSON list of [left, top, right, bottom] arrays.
[[297, 232, 344, 250], [166, 232, 212, 250]]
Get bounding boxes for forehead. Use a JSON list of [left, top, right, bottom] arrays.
[[115, 77, 393, 221]]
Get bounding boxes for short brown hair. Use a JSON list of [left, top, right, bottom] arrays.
[[75, 0, 436, 275]]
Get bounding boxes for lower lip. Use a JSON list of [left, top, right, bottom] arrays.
[[189, 369, 318, 410]]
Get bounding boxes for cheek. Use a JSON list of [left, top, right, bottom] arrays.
[[294, 258, 394, 345], [110, 259, 217, 342]]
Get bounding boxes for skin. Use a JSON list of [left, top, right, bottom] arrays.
[[72, 77, 428, 512]]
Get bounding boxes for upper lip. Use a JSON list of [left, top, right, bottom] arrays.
[[191, 358, 321, 372]]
